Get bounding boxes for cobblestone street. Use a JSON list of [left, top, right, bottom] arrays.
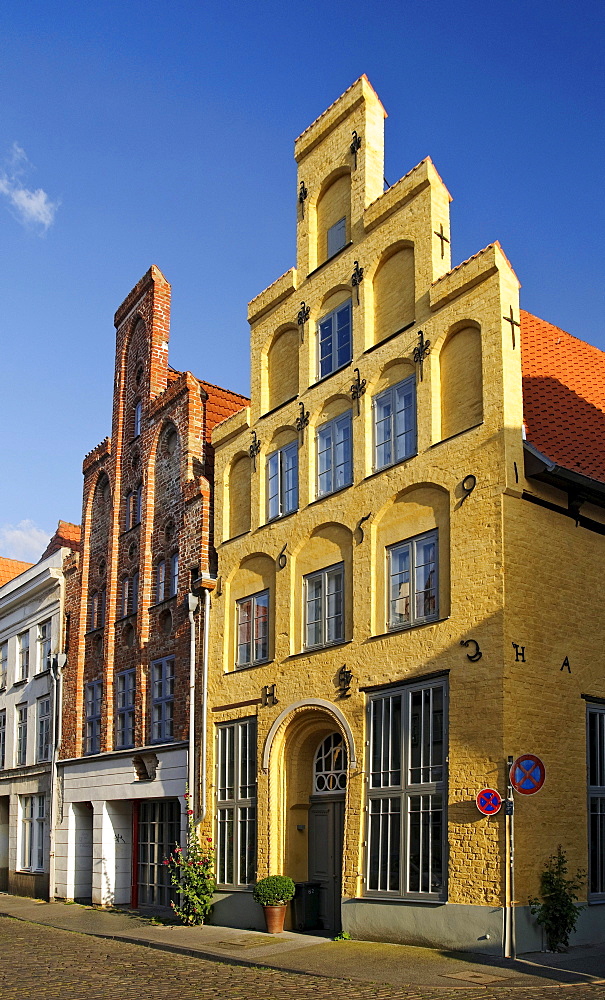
[[1, 917, 604, 1000]]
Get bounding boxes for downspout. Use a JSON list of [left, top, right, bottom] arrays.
[[199, 583, 212, 823], [48, 650, 67, 901], [186, 593, 200, 811]]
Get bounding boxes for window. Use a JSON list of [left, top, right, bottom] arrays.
[[85, 680, 102, 754], [0, 642, 7, 689], [121, 573, 139, 617], [37, 696, 51, 762], [327, 217, 346, 258], [317, 411, 353, 497], [156, 560, 166, 603], [89, 589, 105, 630], [19, 795, 45, 872], [135, 483, 143, 525], [367, 680, 447, 898], [236, 591, 269, 668], [373, 376, 416, 471], [267, 442, 298, 520], [314, 733, 347, 793], [38, 620, 52, 672], [151, 657, 174, 742], [169, 553, 179, 597], [216, 718, 256, 887], [18, 631, 29, 681], [16, 703, 27, 766], [116, 669, 136, 749], [0, 710, 5, 769], [133, 400, 142, 438], [305, 564, 344, 649], [388, 532, 438, 630], [317, 300, 352, 379], [588, 706, 605, 899], [124, 485, 142, 531]]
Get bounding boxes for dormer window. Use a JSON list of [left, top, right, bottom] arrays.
[[327, 217, 346, 258]]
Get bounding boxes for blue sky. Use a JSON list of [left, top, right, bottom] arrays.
[[1, 0, 603, 559]]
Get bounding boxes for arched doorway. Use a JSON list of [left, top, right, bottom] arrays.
[[308, 733, 347, 932]]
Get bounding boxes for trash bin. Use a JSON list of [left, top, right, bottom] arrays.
[[292, 881, 321, 930]]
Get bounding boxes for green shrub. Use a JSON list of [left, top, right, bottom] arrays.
[[252, 875, 296, 906], [529, 845, 586, 952], [163, 797, 215, 926]]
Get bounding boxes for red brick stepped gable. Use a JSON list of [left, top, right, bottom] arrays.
[[521, 311, 605, 484]]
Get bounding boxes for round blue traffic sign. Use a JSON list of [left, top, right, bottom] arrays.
[[510, 754, 546, 795], [476, 788, 502, 815]]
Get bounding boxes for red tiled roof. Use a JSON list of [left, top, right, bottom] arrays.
[[521, 311, 605, 485], [200, 381, 249, 441], [40, 521, 82, 560], [0, 557, 33, 587]]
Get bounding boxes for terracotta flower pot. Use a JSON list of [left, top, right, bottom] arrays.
[[263, 903, 287, 933]]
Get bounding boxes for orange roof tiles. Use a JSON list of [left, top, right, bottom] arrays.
[[0, 557, 33, 587], [200, 381, 249, 440], [40, 521, 82, 560], [521, 311, 605, 485]]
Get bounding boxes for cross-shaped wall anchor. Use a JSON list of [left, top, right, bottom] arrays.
[[434, 223, 450, 259], [350, 130, 362, 169], [503, 306, 520, 349], [412, 330, 431, 381], [297, 301, 310, 342], [351, 261, 364, 303], [249, 430, 261, 471]]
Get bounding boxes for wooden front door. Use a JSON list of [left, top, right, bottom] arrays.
[[308, 795, 344, 932]]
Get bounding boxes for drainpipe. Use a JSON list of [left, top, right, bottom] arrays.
[[186, 593, 199, 811], [199, 583, 213, 823], [48, 651, 67, 901]]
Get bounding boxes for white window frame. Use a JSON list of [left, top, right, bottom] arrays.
[[19, 794, 45, 873], [37, 696, 51, 762], [37, 619, 52, 673], [367, 679, 447, 900], [317, 300, 352, 380], [216, 718, 257, 888], [316, 411, 353, 498], [16, 703, 27, 766], [304, 563, 344, 649], [0, 710, 6, 769], [169, 553, 179, 597], [588, 705, 605, 900], [85, 680, 102, 754], [327, 216, 346, 258], [0, 642, 7, 689], [18, 631, 29, 682], [236, 591, 269, 668], [266, 441, 298, 521], [151, 657, 174, 743], [373, 376, 417, 471], [116, 668, 136, 749], [387, 531, 438, 631]]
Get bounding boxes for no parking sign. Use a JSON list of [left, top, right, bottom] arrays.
[[476, 788, 502, 815]]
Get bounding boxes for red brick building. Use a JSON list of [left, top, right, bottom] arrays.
[[55, 266, 247, 907]]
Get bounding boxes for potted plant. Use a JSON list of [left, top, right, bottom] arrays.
[[252, 875, 296, 933]]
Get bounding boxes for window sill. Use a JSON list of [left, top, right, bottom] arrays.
[[259, 394, 298, 420], [362, 892, 446, 906], [34, 669, 51, 679], [307, 482, 353, 507], [362, 320, 416, 355], [430, 421, 483, 448], [13, 678, 28, 688], [363, 453, 417, 483], [286, 640, 352, 661], [218, 529, 251, 548], [17, 868, 45, 876], [310, 359, 352, 391], [365, 617, 448, 642], [115, 612, 137, 624], [229, 659, 274, 674], [120, 523, 141, 538], [306, 240, 353, 279], [85, 626, 105, 637], [258, 509, 298, 531], [149, 596, 177, 611]]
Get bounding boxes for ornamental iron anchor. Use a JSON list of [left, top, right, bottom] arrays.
[[298, 181, 308, 217], [350, 130, 362, 169], [297, 300, 310, 342], [351, 260, 364, 303], [295, 400, 310, 438], [249, 430, 261, 471], [350, 367, 367, 415], [412, 329, 431, 381]]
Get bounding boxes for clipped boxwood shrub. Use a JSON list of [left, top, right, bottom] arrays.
[[252, 875, 296, 906]]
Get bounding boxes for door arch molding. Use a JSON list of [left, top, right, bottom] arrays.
[[261, 699, 357, 772]]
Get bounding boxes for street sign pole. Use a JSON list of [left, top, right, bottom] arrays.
[[504, 755, 516, 960]]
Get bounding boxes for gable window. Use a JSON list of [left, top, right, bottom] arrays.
[[388, 532, 438, 630], [267, 442, 298, 521], [151, 657, 174, 742], [133, 400, 142, 438], [237, 591, 269, 668], [0, 710, 5, 769], [318, 300, 352, 379], [367, 680, 447, 898], [588, 706, 605, 899], [18, 631, 29, 682], [85, 680, 102, 754], [327, 217, 346, 258], [169, 553, 179, 598], [19, 795, 46, 872], [116, 669, 136, 749], [156, 560, 166, 603], [305, 563, 344, 649], [37, 696, 51, 762], [0, 642, 7, 689], [373, 376, 416, 471], [16, 703, 27, 766], [216, 718, 257, 887], [38, 620, 52, 672], [317, 411, 353, 497]]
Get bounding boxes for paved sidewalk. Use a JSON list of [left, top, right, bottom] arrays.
[[1, 893, 604, 990]]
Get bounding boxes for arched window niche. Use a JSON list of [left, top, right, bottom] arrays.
[[439, 323, 483, 441], [266, 326, 299, 412], [227, 453, 252, 539], [372, 245, 415, 347], [315, 171, 351, 267]]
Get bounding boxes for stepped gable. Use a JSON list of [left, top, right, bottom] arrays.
[[521, 311, 605, 484]]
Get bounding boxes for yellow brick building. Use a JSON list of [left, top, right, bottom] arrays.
[[205, 77, 605, 953]]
